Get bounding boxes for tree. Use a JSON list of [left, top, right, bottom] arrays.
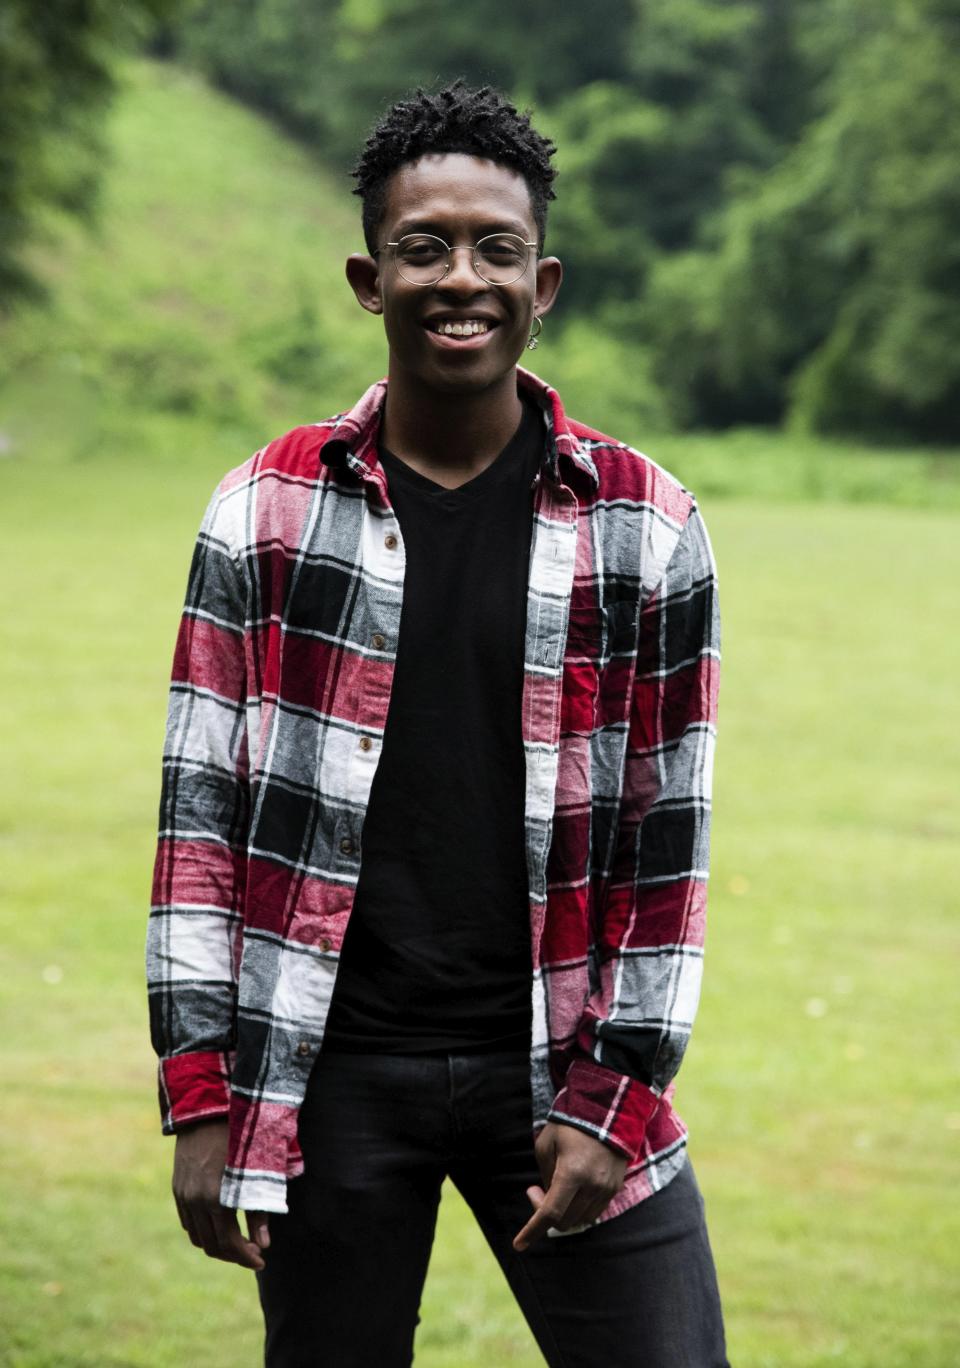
[[546, 0, 778, 322], [0, 0, 177, 309], [176, 0, 636, 169], [644, 0, 960, 437]]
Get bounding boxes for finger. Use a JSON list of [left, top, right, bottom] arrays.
[[514, 1196, 567, 1251], [175, 1196, 203, 1249], [193, 1203, 252, 1267], [245, 1210, 271, 1251], [211, 1207, 266, 1271], [192, 1204, 222, 1260], [577, 1191, 619, 1228], [173, 1180, 199, 1242], [512, 1193, 544, 1252], [548, 1190, 597, 1234], [513, 1177, 578, 1252]]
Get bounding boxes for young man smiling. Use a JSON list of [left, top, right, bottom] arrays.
[[148, 83, 727, 1366]]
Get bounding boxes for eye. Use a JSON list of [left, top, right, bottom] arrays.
[[397, 235, 446, 263], [478, 235, 525, 265]]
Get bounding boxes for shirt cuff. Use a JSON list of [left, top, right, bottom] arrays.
[[158, 1050, 233, 1134], [547, 1057, 660, 1164]]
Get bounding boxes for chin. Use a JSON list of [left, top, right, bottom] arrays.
[[424, 351, 525, 394], [427, 368, 502, 394]]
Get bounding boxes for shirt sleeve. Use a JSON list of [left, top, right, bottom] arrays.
[[547, 502, 720, 1162], [146, 482, 249, 1134]]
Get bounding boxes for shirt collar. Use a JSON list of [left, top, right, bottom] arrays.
[[317, 366, 600, 492]]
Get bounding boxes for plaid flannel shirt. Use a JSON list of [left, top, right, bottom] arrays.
[[147, 366, 720, 1221]]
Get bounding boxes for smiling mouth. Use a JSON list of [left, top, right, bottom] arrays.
[[426, 318, 495, 337]]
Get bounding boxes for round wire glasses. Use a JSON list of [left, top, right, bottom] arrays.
[[374, 233, 538, 286]]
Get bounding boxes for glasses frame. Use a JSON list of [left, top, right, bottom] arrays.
[[373, 232, 540, 286]]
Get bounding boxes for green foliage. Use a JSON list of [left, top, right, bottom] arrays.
[[166, 0, 960, 442], [788, 0, 960, 437], [646, 0, 960, 438], [544, 86, 668, 314], [0, 0, 177, 307], [3, 58, 957, 515], [176, 0, 636, 170], [7, 1, 960, 444], [539, 314, 670, 435]]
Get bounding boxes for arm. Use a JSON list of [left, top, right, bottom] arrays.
[[147, 481, 248, 1127], [516, 504, 719, 1248], [146, 482, 267, 1268], [549, 502, 720, 1162]]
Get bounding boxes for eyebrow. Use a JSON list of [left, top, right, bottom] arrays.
[[390, 217, 533, 240]]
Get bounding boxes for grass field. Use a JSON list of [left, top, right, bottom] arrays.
[[2, 57, 959, 1368], [2, 461, 958, 1366]]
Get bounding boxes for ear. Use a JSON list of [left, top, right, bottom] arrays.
[[346, 254, 383, 315], [532, 256, 563, 320]]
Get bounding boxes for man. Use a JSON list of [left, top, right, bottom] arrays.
[[147, 81, 726, 1366]]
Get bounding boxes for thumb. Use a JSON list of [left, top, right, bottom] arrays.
[[246, 1210, 271, 1250]]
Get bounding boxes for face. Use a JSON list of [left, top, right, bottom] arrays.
[[346, 153, 562, 397]]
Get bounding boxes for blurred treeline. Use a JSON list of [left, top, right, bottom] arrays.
[[0, 1, 174, 297], [4, 0, 959, 440]]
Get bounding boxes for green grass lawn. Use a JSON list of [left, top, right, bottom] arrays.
[[2, 460, 958, 1367], [1, 56, 959, 1368]]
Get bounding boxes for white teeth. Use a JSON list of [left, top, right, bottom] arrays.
[[434, 320, 489, 336]]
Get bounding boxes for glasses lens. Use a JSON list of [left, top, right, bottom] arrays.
[[475, 234, 530, 284], [394, 235, 449, 283]]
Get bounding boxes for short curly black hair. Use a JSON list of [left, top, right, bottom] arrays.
[[352, 80, 558, 255]]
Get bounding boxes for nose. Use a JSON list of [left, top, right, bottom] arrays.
[[441, 245, 486, 291]]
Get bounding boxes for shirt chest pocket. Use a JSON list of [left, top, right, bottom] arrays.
[[564, 599, 639, 662], [562, 599, 639, 733]]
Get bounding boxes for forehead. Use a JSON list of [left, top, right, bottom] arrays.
[[381, 153, 536, 237]]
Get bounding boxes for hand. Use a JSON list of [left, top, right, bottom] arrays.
[[512, 1122, 627, 1251], [172, 1118, 271, 1271]]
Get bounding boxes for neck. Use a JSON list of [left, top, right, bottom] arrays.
[[380, 362, 523, 475]]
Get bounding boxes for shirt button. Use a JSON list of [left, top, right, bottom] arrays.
[[384, 534, 398, 550], [339, 837, 354, 855], [296, 1041, 311, 1057], [319, 937, 332, 953], [359, 736, 373, 752], [371, 633, 386, 650]]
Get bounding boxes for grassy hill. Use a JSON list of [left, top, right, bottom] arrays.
[[0, 58, 386, 478], [1, 59, 958, 1367]]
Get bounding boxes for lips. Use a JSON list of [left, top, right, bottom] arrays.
[[423, 315, 499, 335], [430, 319, 490, 337], [422, 315, 501, 350]]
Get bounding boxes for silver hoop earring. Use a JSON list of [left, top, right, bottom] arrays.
[[526, 316, 543, 350]]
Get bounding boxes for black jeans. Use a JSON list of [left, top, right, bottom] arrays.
[[256, 1049, 729, 1367]]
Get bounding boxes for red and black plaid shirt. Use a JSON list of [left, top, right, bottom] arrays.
[[147, 366, 720, 1221]]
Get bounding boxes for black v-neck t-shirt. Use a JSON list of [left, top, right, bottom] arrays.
[[322, 396, 542, 1054]]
